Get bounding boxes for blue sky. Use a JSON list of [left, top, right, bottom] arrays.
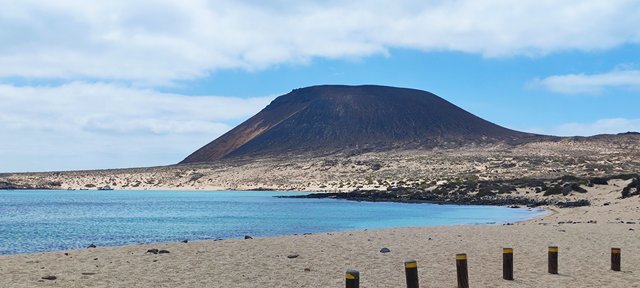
[[1, 1, 640, 172]]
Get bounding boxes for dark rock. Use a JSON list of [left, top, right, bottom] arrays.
[[304, 268, 311, 272], [556, 200, 591, 208], [380, 247, 391, 253], [543, 185, 563, 196], [564, 183, 587, 193], [146, 249, 159, 254], [621, 178, 640, 198], [590, 177, 609, 185], [287, 254, 299, 259], [41, 276, 57, 280], [181, 240, 188, 243], [87, 244, 97, 248], [189, 173, 205, 182], [244, 235, 253, 239], [284, 189, 553, 207], [158, 250, 170, 254]]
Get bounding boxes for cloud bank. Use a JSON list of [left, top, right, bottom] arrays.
[[532, 69, 640, 94], [0, 83, 274, 172], [1, 0, 640, 84]]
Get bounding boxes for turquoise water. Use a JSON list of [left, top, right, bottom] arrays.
[[0, 190, 544, 255]]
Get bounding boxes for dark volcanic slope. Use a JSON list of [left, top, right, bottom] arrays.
[[181, 85, 538, 163]]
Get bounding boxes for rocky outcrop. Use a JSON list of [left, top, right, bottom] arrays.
[[285, 189, 590, 208]]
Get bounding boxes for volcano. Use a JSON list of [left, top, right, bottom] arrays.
[[180, 85, 538, 163]]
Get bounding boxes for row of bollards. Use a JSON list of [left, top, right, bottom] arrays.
[[346, 246, 622, 287]]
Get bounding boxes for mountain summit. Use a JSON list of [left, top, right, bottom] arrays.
[[180, 85, 536, 163]]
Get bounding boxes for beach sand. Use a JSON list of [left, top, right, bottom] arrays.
[[1, 183, 639, 287]]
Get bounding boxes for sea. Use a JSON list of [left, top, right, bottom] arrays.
[[0, 190, 545, 255]]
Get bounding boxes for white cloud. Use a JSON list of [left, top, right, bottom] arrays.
[[0, 82, 275, 172], [534, 118, 640, 136], [532, 69, 640, 94], [1, 0, 639, 84]]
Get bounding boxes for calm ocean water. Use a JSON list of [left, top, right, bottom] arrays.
[[0, 190, 544, 254]]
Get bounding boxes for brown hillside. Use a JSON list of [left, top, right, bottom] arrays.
[[181, 85, 540, 163]]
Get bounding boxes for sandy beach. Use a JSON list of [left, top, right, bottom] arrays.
[[1, 181, 639, 288]]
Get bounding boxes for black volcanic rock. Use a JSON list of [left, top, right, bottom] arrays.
[[181, 85, 538, 163]]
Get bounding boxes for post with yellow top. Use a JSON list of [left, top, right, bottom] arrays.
[[404, 259, 419, 288], [456, 253, 469, 288], [503, 248, 513, 280], [345, 269, 359, 288], [611, 248, 621, 271], [548, 246, 558, 274]]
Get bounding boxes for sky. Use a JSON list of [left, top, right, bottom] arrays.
[[2, 0, 640, 172]]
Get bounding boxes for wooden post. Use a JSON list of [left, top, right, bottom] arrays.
[[456, 254, 469, 288], [503, 248, 513, 280], [346, 270, 359, 288], [548, 246, 558, 274], [611, 248, 621, 271], [404, 259, 419, 288]]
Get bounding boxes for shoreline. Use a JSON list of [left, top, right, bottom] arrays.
[[2, 180, 640, 287], [0, 190, 546, 256], [1, 214, 638, 287], [0, 204, 551, 258]]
